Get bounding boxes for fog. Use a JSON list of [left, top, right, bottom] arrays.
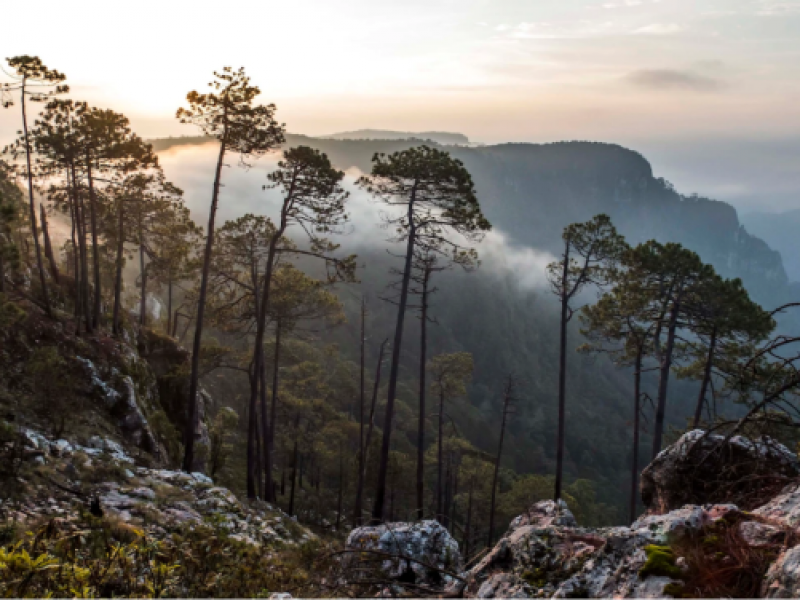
[[156, 142, 557, 291]]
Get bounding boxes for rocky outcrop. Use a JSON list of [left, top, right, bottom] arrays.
[[344, 520, 463, 592], [3, 427, 313, 548], [641, 430, 798, 514], [456, 432, 800, 598]]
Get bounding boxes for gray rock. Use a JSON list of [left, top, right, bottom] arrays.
[[739, 520, 784, 546], [641, 430, 798, 514], [507, 499, 577, 532], [345, 520, 462, 588]]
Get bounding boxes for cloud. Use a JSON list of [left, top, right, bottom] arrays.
[[602, 0, 643, 8], [626, 69, 725, 91], [756, 1, 800, 15], [633, 23, 684, 34]]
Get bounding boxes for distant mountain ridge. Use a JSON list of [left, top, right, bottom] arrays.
[[319, 129, 470, 145]]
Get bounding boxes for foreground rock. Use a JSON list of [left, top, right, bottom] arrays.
[[641, 429, 797, 514], [459, 430, 800, 598], [2, 428, 313, 548], [344, 520, 463, 592]]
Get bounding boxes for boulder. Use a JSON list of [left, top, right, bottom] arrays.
[[641, 430, 797, 514], [344, 520, 462, 589]]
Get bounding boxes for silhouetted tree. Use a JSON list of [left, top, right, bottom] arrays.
[[358, 146, 490, 521], [2, 56, 68, 316], [176, 66, 285, 472], [546, 214, 626, 500]]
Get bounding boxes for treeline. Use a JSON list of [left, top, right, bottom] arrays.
[[2, 56, 800, 558]]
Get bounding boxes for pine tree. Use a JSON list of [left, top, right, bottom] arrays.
[[176, 66, 285, 472], [546, 214, 626, 500], [358, 145, 490, 521], [2, 56, 68, 316]]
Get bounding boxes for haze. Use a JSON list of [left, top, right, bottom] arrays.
[[2, 0, 799, 212]]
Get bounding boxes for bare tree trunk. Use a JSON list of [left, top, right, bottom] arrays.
[[86, 155, 101, 329], [437, 388, 445, 521], [112, 197, 125, 335], [489, 375, 513, 546], [336, 444, 344, 530], [246, 365, 258, 499], [554, 236, 570, 501], [373, 200, 417, 521], [464, 471, 475, 561], [630, 346, 643, 525], [358, 297, 366, 511], [417, 266, 430, 520], [67, 170, 81, 327], [138, 237, 147, 327], [184, 137, 226, 472], [72, 163, 92, 333], [652, 298, 681, 459], [167, 273, 173, 336], [693, 326, 717, 428], [20, 82, 51, 317], [354, 338, 388, 527], [289, 415, 300, 515], [40, 203, 59, 283], [265, 321, 282, 502], [255, 400, 263, 498]]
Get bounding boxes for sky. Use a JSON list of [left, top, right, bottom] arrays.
[[2, 0, 799, 212]]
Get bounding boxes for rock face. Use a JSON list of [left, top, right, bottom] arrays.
[[344, 520, 463, 590], [640, 429, 798, 514]]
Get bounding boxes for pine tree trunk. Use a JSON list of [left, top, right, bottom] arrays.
[[464, 472, 475, 561], [73, 163, 92, 333], [652, 298, 681, 459], [67, 170, 81, 326], [246, 365, 258, 499], [40, 203, 59, 283], [489, 377, 512, 546], [265, 322, 282, 502], [289, 416, 299, 515], [138, 238, 147, 327], [417, 268, 429, 520], [184, 137, 226, 472], [336, 445, 344, 530], [167, 274, 173, 336], [358, 298, 366, 514], [554, 236, 570, 501], [20, 81, 51, 317], [354, 339, 388, 527], [112, 197, 125, 335], [693, 327, 717, 428], [437, 389, 445, 521], [373, 198, 417, 522], [86, 155, 101, 329], [630, 345, 643, 525]]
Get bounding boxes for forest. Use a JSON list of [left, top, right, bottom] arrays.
[[2, 56, 800, 572]]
